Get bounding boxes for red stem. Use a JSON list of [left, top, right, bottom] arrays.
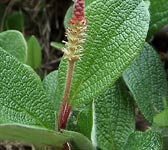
[[58, 61, 75, 130]]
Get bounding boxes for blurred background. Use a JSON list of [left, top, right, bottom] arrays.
[[0, 0, 71, 77]]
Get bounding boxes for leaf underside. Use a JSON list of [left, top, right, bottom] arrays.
[[125, 130, 162, 150], [123, 43, 168, 124], [94, 79, 135, 150], [0, 124, 95, 150]]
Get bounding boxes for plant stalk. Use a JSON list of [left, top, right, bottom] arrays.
[[58, 61, 75, 130]]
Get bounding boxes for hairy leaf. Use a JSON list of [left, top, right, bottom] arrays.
[[94, 79, 135, 150], [26, 35, 42, 69], [0, 48, 55, 129], [125, 130, 162, 150], [155, 128, 168, 150], [0, 124, 95, 150], [0, 30, 27, 63], [43, 70, 58, 107], [56, 0, 150, 108], [148, 0, 168, 38], [123, 43, 168, 124]]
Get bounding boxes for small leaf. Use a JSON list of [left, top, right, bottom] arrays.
[[5, 11, 24, 32], [64, 5, 73, 28], [94, 79, 135, 150], [154, 107, 168, 127], [125, 130, 162, 150], [0, 30, 27, 63], [0, 124, 95, 150], [26, 35, 42, 69], [50, 42, 65, 50], [66, 107, 93, 140], [123, 43, 168, 124], [0, 47, 55, 129], [148, 0, 168, 39], [56, 0, 150, 108]]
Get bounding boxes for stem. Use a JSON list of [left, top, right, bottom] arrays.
[[58, 61, 75, 130]]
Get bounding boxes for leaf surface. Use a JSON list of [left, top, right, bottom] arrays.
[[125, 130, 162, 150], [56, 0, 150, 108], [123, 43, 168, 123], [154, 107, 168, 127], [43, 70, 58, 107], [0, 124, 95, 150], [94, 79, 135, 150], [0, 30, 27, 63], [26, 35, 42, 69], [148, 0, 168, 38], [0, 47, 55, 129], [50, 42, 65, 50]]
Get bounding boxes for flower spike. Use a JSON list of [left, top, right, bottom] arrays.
[[63, 0, 87, 61]]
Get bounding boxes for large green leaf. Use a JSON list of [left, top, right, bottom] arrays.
[[0, 47, 55, 129], [0, 124, 95, 150], [0, 30, 27, 63], [26, 35, 42, 69], [123, 43, 168, 124], [94, 79, 135, 150], [125, 130, 162, 150], [56, 0, 150, 108], [148, 0, 168, 39]]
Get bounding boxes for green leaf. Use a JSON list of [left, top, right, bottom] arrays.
[[94, 79, 135, 150], [0, 30, 27, 63], [154, 127, 168, 150], [66, 107, 93, 140], [26, 35, 42, 69], [125, 130, 162, 150], [5, 11, 24, 32], [63, 130, 95, 150], [0, 47, 55, 129], [85, 0, 95, 6], [154, 107, 168, 127], [56, 0, 150, 108], [0, 124, 95, 150], [148, 0, 168, 39], [50, 42, 65, 50], [0, 124, 94, 150], [43, 70, 58, 106], [0, 124, 68, 148], [123, 43, 168, 124], [64, 5, 73, 28]]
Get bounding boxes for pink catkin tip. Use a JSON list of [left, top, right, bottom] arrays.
[[72, 0, 85, 21]]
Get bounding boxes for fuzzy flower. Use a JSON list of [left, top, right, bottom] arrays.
[[62, 0, 87, 61]]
